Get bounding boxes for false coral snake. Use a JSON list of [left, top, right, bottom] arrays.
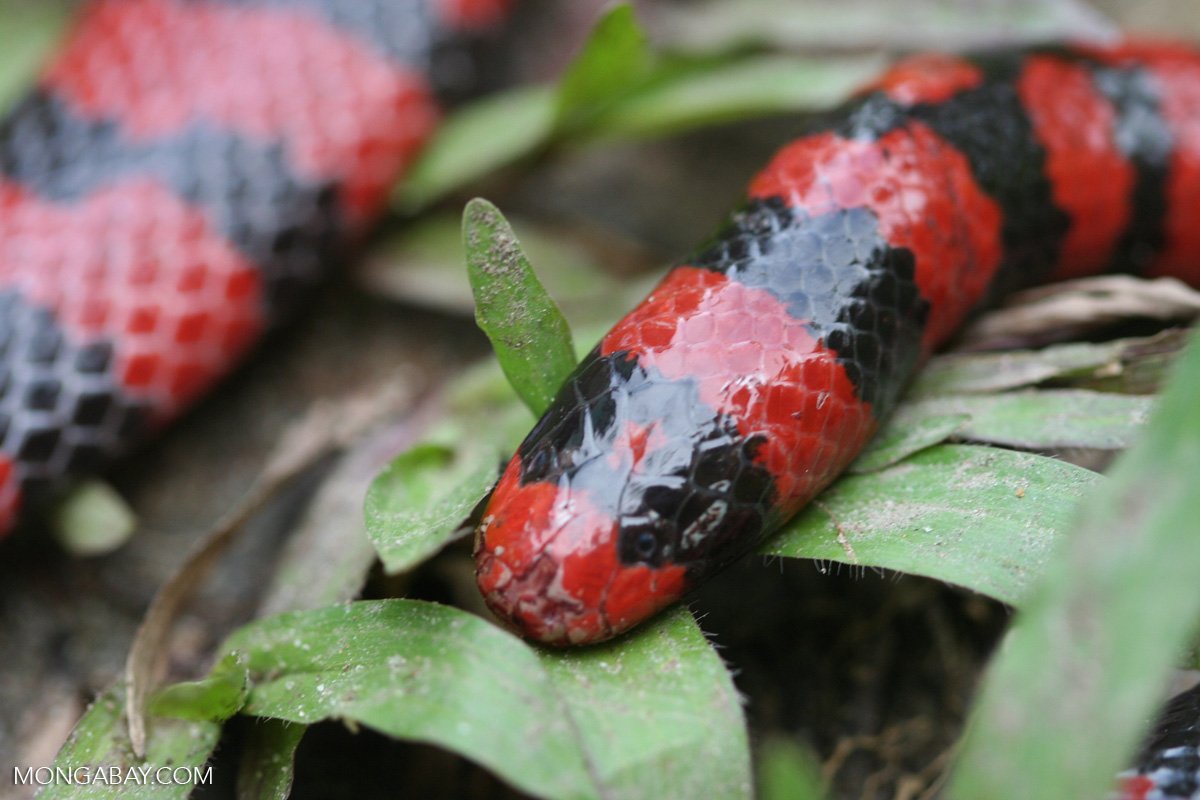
[[470, 40, 1200, 798], [0, 0, 508, 530], [2, 2, 1198, 795]]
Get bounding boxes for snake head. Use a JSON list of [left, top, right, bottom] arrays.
[[473, 347, 777, 646], [473, 455, 689, 646]]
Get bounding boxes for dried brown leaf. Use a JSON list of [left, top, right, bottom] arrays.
[[959, 276, 1200, 350]]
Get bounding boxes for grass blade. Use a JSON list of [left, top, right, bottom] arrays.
[[949, 333, 1200, 800]]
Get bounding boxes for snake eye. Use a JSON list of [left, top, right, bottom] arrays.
[[634, 530, 659, 560]]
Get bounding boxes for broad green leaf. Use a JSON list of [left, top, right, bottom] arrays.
[[397, 4, 651, 209], [849, 412, 969, 473], [148, 653, 249, 723], [463, 197, 576, 416], [229, 601, 594, 800], [364, 360, 530, 575], [236, 719, 306, 800], [38, 684, 220, 800], [554, 3, 653, 135], [364, 413, 525, 575], [397, 85, 555, 210], [887, 390, 1153, 452], [949, 335, 1200, 800], [757, 737, 827, 800], [539, 606, 752, 799], [222, 600, 748, 800], [851, 385, 1154, 476], [764, 445, 1098, 606]]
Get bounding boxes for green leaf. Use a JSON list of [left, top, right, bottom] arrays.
[[885, 390, 1153, 452], [397, 85, 555, 210], [0, 1, 72, 115], [365, 435, 509, 575], [757, 737, 827, 800], [554, 3, 654, 135], [148, 653, 249, 722], [948, 334, 1200, 800], [850, 412, 969, 473], [396, 7, 879, 209], [660, 0, 1115, 53], [590, 53, 884, 140], [236, 719, 306, 800], [230, 600, 593, 799], [397, 4, 653, 209], [849, 388, 1153, 475], [222, 599, 748, 800], [539, 606, 752, 798], [463, 197, 577, 416], [37, 684, 220, 799], [763, 445, 1099, 607], [364, 360, 535, 576]]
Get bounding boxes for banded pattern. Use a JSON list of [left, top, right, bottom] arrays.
[[0, 0, 509, 530], [1119, 683, 1200, 799], [474, 43, 1200, 648]]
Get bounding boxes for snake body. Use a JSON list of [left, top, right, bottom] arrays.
[[469, 41, 1200, 797], [0, 0, 507, 530], [474, 41, 1200, 644]]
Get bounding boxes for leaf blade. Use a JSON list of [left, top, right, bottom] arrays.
[[540, 607, 753, 799], [553, 3, 654, 135], [363, 398, 532, 574], [236, 719, 306, 800], [148, 653, 249, 723], [231, 600, 596, 800], [217, 599, 750, 800], [901, 390, 1153, 451], [38, 684, 221, 800], [764, 445, 1099, 606], [591, 54, 884, 140], [948, 334, 1200, 800], [463, 197, 577, 416], [397, 85, 555, 210]]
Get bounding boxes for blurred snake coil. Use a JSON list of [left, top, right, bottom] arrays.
[[1, 2, 1199, 797], [0, 0, 508, 529]]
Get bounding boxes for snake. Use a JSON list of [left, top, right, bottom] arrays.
[[469, 39, 1200, 799], [2, 1, 1197, 796], [0, 0, 508, 530]]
